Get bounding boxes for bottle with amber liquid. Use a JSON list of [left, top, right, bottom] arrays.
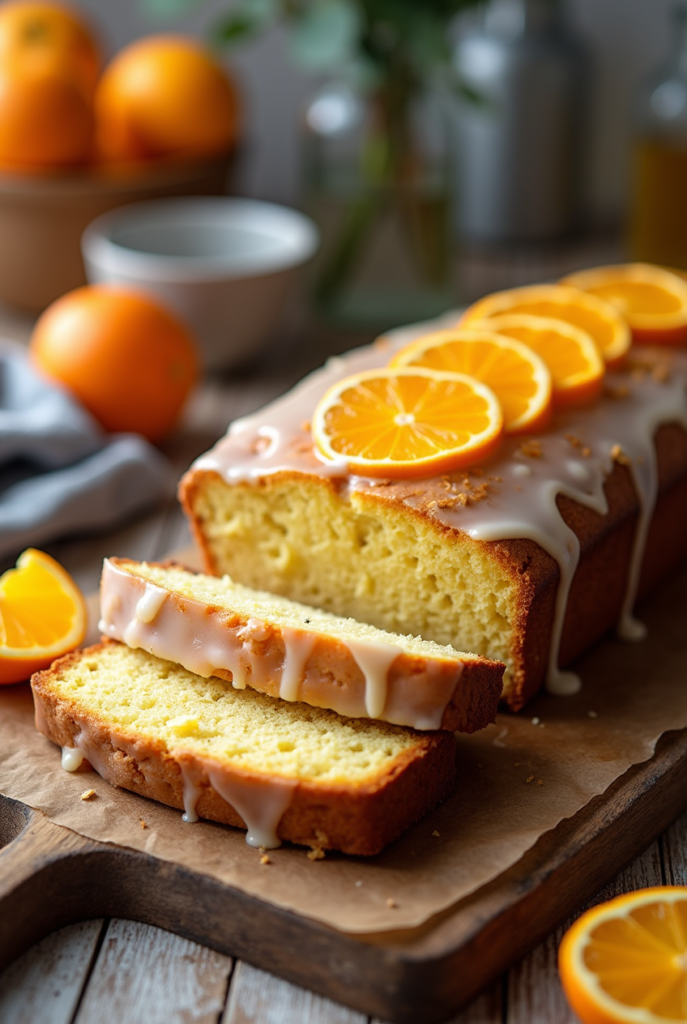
[[630, 3, 687, 267]]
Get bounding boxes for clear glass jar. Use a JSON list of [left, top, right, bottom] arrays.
[[630, 3, 687, 266], [302, 78, 455, 329]]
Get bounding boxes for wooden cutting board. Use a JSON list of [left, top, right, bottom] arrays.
[[2, 728, 687, 1024]]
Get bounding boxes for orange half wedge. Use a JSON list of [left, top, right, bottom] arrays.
[[389, 328, 552, 434], [469, 314, 605, 408], [312, 367, 503, 478], [461, 283, 631, 366], [559, 887, 687, 1024], [0, 548, 87, 684], [562, 263, 687, 346]]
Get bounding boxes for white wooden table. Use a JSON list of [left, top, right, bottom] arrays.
[[5, 232, 677, 1023]]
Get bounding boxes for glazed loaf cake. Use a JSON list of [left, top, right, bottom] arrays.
[[180, 331, 687, 711], [32, 641, 456, 855], [100, 557, 504, 732]]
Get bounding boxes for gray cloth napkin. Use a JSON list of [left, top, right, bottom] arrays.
[[0, 350, 175, 559]]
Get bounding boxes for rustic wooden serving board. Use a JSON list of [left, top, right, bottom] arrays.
[[2, 728, 687, 1024]]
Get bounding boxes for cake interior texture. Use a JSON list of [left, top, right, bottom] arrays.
[[129, 560, 477, 663], [43, 642, 427, 784], [186, 474, 520, 684]]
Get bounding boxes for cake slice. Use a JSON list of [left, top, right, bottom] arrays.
[[99, 557, 504, 733], [31, 641, 456, 855]]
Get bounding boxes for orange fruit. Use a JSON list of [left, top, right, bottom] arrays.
[[312, 367, 503, 478], [562, 263, 687, 346], [0, 548, 86, 684], [559, 887, 687, 1024], [461, 283, 632, 367], [0, 61, 93, 168], [94, 35, 240, 163], [469, 314, 605, 408], [0, 1, 101, 96], [389, 328, 552, 434], [30, 285, 199, 442]]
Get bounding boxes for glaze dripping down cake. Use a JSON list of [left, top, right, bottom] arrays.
[[180, 324, 687, 711]]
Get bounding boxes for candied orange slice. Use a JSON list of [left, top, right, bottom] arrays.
[[559, 887, 687, 1024], [312, 367, 503, 478], [461, 283, 631, 366], [0, 548, 87, 684], [562, 263, 687, 346], [469, 314, 605, 409], [389, 328, 552, 434]]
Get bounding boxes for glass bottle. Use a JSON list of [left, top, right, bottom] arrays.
[[630, 3, 687, 267], [452, 0, 588, 241], [302, 78, 454, 330]]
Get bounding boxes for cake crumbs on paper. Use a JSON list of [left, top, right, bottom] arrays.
[[537, 779, 544, 786], [526, 775, 535, 784], [431, 830, 440, 837], [386, 898, 398, 909], [260, 854, 271, 865], [588, 710, 598, 718], [611, 444, 631, 466], [307, 848, 325, 861], [139, 818, 147, 830], [80, 789, 96, 801], [520, 439, 542, 459]]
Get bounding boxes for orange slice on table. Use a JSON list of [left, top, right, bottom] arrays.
[[0, 548, 87, 684], [312, 367, 503, 478], [461, 283, 631, 367], [558, 887, 687, 1024], [562, 263, 687, 346], [389, 328, 552, 434], [468, 315, 605, 409]]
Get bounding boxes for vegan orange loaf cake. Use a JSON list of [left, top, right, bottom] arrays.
[[99, 557, 504, 732], [180, 324, 687, 711]]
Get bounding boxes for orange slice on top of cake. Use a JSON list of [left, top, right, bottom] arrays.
[[465, 314, 605, 409], [461, 283, 632, 367], [562, 262, 687, 347], [312, 367, 503, 478], [390, 328, 553, 434]]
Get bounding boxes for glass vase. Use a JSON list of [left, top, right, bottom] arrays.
[[302, 78, 455, 330]]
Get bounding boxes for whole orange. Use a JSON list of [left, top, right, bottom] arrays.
[[0, 60, 93, 168], [94, 35, 240, 163], [30, 285, 199, 442], [0, 1, 101, 96]]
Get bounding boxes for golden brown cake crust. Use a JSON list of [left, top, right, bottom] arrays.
[[31, 642, 457, 857], [106, 557, 504, 734], [179, 423, 687, 712]]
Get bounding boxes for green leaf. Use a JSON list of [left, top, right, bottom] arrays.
[[288, 0, 362, 70]]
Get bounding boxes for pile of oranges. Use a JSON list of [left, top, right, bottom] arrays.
[[0, 0, 239, 172]]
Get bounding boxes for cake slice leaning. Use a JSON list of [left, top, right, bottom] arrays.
[[99, 557, 504, 733], [31, 641, 457, 856]]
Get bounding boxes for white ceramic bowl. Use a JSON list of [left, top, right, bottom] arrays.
[[82, 196, 319, 370]]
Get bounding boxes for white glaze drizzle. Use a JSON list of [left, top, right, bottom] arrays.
[[190, 333, 687, 696], [99, 559, 461, 728], [207, 767, 297, 849], [61, 746, 84, 772], [181, 769, 202, 823], [279, 629, 316, 702], [346, 639, 402, 718], [135, 585, 167, 624]]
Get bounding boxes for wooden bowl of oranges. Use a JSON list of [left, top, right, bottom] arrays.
[[0, 1, 240, 311]]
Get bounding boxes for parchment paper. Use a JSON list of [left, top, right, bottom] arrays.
[[1, 567, 686, 935]]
